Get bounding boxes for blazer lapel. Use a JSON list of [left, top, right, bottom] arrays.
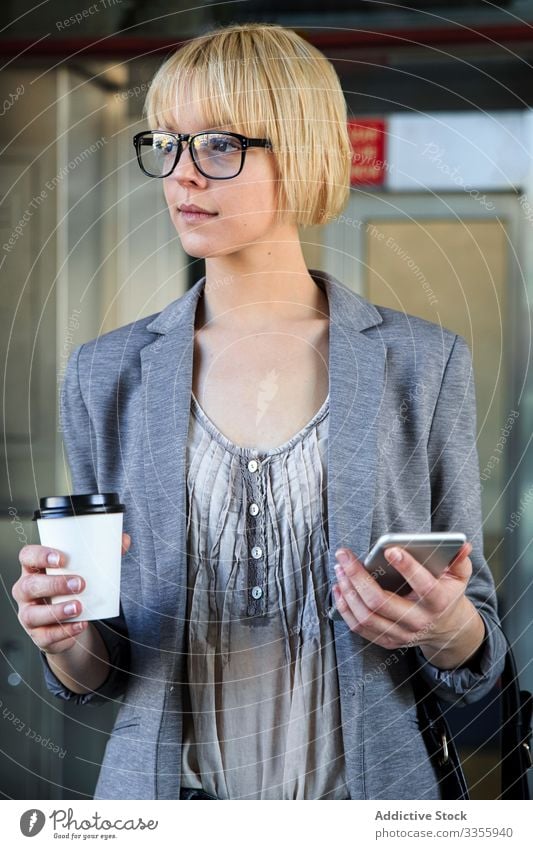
[[139, 269, 386, 680], [309, 271, 386, 611], [139, 280, 204, 679]]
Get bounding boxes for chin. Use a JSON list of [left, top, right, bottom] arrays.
[[178, 242, 224, 260], [179, 237, 237, 259]]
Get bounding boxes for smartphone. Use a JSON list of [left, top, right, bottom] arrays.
[[327, 531, 466, 620]]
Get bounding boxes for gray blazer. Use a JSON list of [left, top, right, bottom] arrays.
[[41, 268, 506, 800]]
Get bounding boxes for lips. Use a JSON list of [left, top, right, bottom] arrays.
[[179, 204, 217, 215]]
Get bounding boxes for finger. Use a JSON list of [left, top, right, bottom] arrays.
[[383, 546, 437, 600], [15, 572, 85, 604], [121, 533, 131, 555], [383, 545, 472, 616], [19, 545, 65, 572], [446, 542, 473, 580], [332, 584, 410, 647], [20, 598, 84, 630], [331, 584, 359, 631], [334, 569, 407, 643], [386, 544, 473, 600], [41, 632, 85, 656], [336, 548, 388, 600], [336, 549, 417, 625], [30, 620, 88, 651]]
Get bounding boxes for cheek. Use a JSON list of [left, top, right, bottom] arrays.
[[163, 182, 173, 207]]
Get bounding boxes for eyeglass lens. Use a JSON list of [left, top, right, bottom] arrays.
[[138, 132, 243, 178]]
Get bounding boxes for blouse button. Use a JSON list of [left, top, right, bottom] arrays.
[[247, 459, 259, 473], [251, 586, 263, 600], [249, 503, 260, 516], [251, 546, 263, 559]]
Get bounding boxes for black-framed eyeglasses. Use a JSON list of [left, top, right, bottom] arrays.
[[132, 130, 273, 180]]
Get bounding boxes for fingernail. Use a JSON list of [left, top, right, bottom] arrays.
[[67, 577, 81, 592], [387, 547, 403, 562], [47, 551, 60, 565], [74, 622, 84, 631], [335, 563, 345, 577], [63, 603, 77, 616], [335, 550, 349, 566]]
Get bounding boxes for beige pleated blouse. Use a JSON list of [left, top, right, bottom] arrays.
[[180, 390, 350, 800]]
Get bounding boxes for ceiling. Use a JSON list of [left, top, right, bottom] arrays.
[[2, 1, 533, 114]]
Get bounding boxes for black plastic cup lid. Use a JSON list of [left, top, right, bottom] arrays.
[[33, 492, 125, 520]]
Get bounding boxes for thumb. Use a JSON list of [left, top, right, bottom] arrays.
[[121, 532, 132, 555], [445, 541, 473, 582]]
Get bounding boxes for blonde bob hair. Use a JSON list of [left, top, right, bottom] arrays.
[[143, 22, 352, 227]]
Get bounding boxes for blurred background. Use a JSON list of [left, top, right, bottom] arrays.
[[1, 0, 532, 800]]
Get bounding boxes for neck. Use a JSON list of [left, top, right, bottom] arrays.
[[197, 238, 328, 332]]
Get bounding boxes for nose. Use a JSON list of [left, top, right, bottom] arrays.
[[169, 140, 207, 185]]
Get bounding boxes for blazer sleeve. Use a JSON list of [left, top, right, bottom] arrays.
[[413, 333, 507, 705], [39, 342, 131, 706]]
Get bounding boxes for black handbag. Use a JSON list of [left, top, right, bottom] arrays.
[[409, 635, 532, 800]]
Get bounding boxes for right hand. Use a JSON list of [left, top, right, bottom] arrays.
[[12, 532, 132, 656]]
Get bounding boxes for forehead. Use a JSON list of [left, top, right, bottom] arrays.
[[161, 109, 233, 134], [154, 78, 236, 133]]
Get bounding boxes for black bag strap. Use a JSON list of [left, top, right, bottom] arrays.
[[407, 649, 470, 800], [499, 632, 533, 800]]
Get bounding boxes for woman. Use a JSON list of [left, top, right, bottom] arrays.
[[14, 22, 505, 800]]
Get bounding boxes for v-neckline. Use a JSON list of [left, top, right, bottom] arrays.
[[190, 391, 330, 458]]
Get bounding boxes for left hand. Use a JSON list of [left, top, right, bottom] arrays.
[[332, 541, 486, 669]]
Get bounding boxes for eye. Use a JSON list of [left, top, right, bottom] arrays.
[[153, 135, 176, 154], [194, 134, 240, 154], [211, 137, 239, 153]]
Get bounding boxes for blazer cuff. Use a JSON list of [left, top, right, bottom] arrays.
[[39, 620, 129, 706], [413, 609, 507, 705]]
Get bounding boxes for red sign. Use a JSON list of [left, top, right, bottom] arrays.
[[348, 118, 387, 186]]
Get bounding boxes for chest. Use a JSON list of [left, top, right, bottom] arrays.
[[191, 320, 329, 449]]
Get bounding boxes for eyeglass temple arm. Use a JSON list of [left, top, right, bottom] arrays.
[[247, 138, 272, 149]]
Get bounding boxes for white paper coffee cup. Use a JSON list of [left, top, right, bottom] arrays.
[[33, 493, 125, 621]]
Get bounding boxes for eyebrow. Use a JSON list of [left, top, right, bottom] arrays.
[[157, 121, 234, 134], [156, 128, 216, 137]]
